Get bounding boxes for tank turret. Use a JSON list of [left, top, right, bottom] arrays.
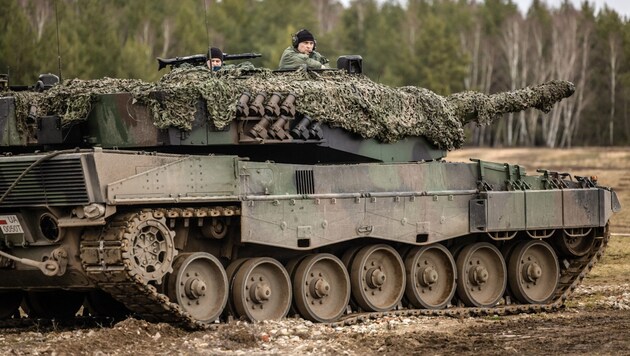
[[0, 67, 572, 163]]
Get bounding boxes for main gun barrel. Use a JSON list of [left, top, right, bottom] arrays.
[[446, 80, 575, 125]]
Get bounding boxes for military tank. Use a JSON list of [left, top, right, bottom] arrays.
[[0, 58, 621, 328]]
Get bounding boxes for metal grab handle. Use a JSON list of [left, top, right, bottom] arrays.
[[0, 250, 60, 276]]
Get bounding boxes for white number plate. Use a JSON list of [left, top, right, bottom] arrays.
[[0, 215, 24, 234]]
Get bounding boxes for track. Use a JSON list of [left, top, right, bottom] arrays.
[[0, 210, 608, 330]]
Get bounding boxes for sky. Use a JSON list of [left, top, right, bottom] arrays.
[[514, 0, 630, 17]]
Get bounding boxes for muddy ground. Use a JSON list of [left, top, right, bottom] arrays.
[[1, 147, 630, 355]]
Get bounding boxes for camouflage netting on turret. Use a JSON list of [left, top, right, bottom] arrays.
[[6, 66, 575, 150]]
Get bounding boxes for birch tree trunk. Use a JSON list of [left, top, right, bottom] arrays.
[[608, 35, 620, 145], [18, 0, 52, 41], [461, 14, 494, 146], [500, 17, 523, 146], [567, 24, 592, 146], [545, 9, 579, 147], [160, 19, 172, 58]]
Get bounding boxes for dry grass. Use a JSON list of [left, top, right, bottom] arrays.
[[588, 235, 630, 283]]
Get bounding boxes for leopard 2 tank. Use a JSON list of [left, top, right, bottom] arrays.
[[0, 64, 621, 327]]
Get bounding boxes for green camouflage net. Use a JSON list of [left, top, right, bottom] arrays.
[[446, 80, 576, 125], [9, 78, 151, 134], [5, 66, 575, 150]]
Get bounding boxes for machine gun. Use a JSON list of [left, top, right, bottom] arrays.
[[157, 52, 262, 71]]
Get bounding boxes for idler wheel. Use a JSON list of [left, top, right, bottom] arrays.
[[167, 252, 228, 323], [508, 240, 559, 304], [404, 244, 457, 309], [554, 229, 594, 257], [293, 253, 350, 323], [455, 242, 506, 307]]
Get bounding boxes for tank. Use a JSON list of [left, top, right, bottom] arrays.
[[0, 63, 621, 328]]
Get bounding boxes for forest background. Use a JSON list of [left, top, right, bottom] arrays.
[[1, 0, 629, 148]]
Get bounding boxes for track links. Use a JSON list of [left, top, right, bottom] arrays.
[[2, 209, 607, 330], [332, 227, 608, 327], [79, 209, 241, 330]]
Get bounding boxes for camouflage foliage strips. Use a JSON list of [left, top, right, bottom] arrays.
[[6, 66, 575, 150]]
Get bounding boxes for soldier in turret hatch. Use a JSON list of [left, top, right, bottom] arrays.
[[207, 47, 224, 71], [278, 29, 329, 70]]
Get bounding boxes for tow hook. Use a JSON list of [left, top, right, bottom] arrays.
[[0, 247, 68, 276]]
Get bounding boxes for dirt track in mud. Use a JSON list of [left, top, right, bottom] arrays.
[[1, 284, 628, 355], [1, 147, 630, 355]]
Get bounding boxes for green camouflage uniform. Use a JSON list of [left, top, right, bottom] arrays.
[[278, 46, 329, 70]]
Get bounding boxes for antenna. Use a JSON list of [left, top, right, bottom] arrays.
[[202, 0, 210, 47], [54, 0, 62, 81]]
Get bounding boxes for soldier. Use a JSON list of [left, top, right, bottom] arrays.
[[278, 29, 329, 70], [207, 47, 224, 71]]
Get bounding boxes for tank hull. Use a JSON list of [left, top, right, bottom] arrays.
[[0, 150, 620, 325]]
